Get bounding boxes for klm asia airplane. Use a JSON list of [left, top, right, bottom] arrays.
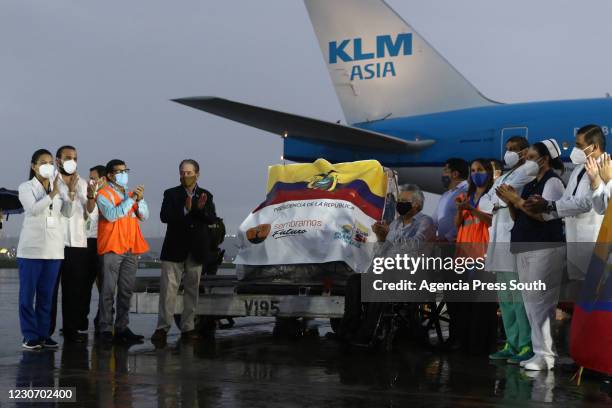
[[174, 0, 612, 193]]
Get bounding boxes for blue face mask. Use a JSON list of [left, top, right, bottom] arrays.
[[471, 172, 488, 187], [115, 172, 128, 187]]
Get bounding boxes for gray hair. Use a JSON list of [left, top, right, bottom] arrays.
[[398, 184, 424, 208]]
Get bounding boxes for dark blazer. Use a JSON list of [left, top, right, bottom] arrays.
[[160, 185, 217, 264]]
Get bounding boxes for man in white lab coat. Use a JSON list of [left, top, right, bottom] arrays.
[[526, 125, 606, 281], [50, 145, 98, 343], [480, 136, 536, 364]]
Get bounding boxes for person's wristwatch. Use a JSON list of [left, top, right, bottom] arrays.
[[545, 201, 556, 214]]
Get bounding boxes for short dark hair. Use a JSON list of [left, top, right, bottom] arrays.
[[56, 145, 76, 158], [506, 136, 529, 151], [179, 159, 200, 173], [577, 124, 606, 151], [90, 165, 107, 178], [105, 159, 126, 175], [444, 158, 469, 180], [29, 148, 53, 179]]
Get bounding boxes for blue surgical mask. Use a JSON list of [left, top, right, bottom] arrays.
[[115, 172, 128, 187], [471, 172, 488, 187]]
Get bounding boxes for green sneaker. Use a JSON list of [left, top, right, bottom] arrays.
[[506, 346, 534, 365], [489, 343, 516, 360]]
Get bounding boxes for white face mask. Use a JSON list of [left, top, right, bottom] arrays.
[[569, 145, 592, 165], [38, 164, 56, 180], [521, 160, 540, 178], [504, 151, 519, 168], [62, 159, 77, 175]]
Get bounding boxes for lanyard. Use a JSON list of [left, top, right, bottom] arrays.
[[572, 168, 586, 196], [45, 185, 54, 214], [469, 193, 481, 209]]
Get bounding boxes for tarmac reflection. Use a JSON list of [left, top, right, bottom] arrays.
[[2, 324, 612, 407]]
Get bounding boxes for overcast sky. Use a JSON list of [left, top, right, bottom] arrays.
[[2, 0, 612, 238]]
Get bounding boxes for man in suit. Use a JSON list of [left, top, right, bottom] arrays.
[[151, 159, 217, 343]]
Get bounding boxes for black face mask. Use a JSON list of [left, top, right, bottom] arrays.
[[441, 175, 451, 189], [396, 201, 413, 216]]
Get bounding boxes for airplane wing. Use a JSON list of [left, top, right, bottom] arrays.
[[172, 97, 434, 152]]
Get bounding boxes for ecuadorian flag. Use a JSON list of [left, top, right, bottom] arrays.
[[253, 158, 387, 220], [570, 207, 612, 375]]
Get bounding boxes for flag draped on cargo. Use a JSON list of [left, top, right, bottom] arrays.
[[234, 159, 388, 273], [570, 204, 612, 375]]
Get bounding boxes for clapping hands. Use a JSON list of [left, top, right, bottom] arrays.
[[586, 153, 612, 189], [598, 153, 612, 184], [496, 184, 520, 206], [132, 185, 145, 201], [197, 192, 208, 209], [455, 195, 472, 212]]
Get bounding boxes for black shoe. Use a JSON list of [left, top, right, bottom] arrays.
[[40, 338, 59, 349], [115, 328, 144, 343], [63, 330, 87, 343], [151, 329, 167, 343], [22, 339, 42, 350]]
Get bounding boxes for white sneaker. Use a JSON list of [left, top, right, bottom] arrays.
[[520, 355, 538, 368], [524, 356, 554, 371]]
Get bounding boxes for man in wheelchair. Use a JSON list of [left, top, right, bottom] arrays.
[[337, 184, 436, 347]]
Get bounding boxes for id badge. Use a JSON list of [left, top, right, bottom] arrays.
[[46, 216, 57, 229]]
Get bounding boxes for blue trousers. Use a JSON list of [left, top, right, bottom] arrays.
[[18, 258, 61, 342]]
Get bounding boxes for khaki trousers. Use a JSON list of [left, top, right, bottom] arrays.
[[156, 256, 202, 332]]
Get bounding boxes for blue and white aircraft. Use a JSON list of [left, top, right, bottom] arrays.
[[174, 0, 612, 193]]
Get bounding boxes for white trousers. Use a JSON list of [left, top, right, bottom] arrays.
[[156, 256, 202, 332], [515, 246, 565, 363]]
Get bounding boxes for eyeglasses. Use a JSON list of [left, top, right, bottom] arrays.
[[113, 169, 130, 174]]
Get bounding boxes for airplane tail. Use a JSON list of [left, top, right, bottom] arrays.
[[303, 0, 497, 125]]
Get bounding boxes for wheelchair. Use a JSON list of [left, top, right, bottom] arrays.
[[369, 301, 450, 352]]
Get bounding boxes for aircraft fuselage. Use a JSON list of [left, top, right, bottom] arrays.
[[283, 98, 612, 193]]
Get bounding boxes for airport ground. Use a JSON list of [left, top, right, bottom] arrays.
[[0, 268, 611, 407]]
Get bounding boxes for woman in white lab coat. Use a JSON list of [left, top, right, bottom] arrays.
[[17, 149, 74, 350]]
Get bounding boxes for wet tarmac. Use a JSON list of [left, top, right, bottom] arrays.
[[0, 268, 611, 407]]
